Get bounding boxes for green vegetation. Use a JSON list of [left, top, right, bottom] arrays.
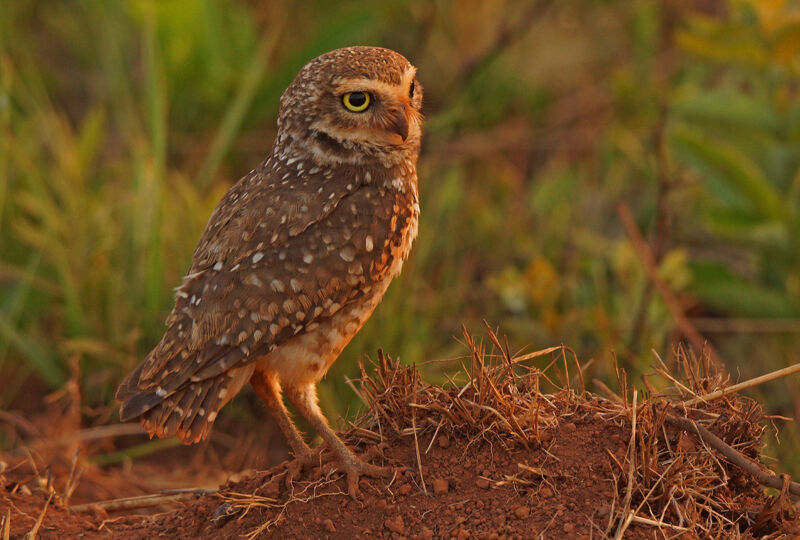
[[1, 1, 799, 472]]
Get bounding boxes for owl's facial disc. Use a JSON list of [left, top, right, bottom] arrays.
[[311, 65, 422, 152], [339, 90, 408, 140]]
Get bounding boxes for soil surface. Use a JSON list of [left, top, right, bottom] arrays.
[[3, 400, 798, 539], [106, 404, 641, 539], [2, 349, 799, 539], [3, 405, 663, 539]]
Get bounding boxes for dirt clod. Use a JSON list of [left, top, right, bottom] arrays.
[[513, 505, 530, 519], [385, 514, 404, 534], [432, 478, 449, 494]]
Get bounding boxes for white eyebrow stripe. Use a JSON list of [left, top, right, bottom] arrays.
[[333, 69, 417, 98], [333, 78, 401, 95]]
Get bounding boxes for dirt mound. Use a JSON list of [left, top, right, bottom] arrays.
[[2, 331, 799, 538]]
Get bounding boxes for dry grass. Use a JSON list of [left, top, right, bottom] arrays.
[[337, 328, 799, 538], [350, 327, 565, 452], [218, 474, 346, 539]]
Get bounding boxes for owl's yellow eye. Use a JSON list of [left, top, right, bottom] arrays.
[[342, 92, 371, 112]]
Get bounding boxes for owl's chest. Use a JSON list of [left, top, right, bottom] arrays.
[[255, 185, 419, 387], [373, 187, 420, 281], [259, 281, 391, 386]]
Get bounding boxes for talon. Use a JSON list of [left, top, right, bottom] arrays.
[[284, 449, 321, 489], [338, 457, 394, 498]]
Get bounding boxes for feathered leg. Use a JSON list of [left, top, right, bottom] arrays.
[[284, 382, 392, 497], [251, 371, 318, 486]]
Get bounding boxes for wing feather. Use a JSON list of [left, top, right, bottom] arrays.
[[119, 157, 413, 419]]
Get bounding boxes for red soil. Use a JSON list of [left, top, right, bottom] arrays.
[[2, 350, 798, 539], [3, 398, 796, 539]]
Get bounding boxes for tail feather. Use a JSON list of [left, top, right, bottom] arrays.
[[117, 361, 163, 421], [148, 380, 208, 442], [184, 377, 230, 440], [124, 364, 255, 444], [116, 360, 143, 404]]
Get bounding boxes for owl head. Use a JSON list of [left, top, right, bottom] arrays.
[[277, 46, 423, 165]]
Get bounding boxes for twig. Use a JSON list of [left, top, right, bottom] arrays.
[[570, 357, 593, 392], [664, 414, 800, 496], [2, 508, 10, 540], [617, 202, 723, 369], [682, 362, 800, 406], [344, 375, 369, 409], [614, 390, 638, 540], [410, 371, 427, 495], [62, 448, 81, 505], [652, 349, 697, 399], [24, 491, 52, 540], [424, 419, 444, 455], [627, 512, 688, 532], [226, 476, 343, 539], [511, 346, 564, 365], [68, 488, 217, 513], [411, 405, 427, 495]]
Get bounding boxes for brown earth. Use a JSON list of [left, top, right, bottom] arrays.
[[2, 338, 799, 539], [98, 402, 649, 539]]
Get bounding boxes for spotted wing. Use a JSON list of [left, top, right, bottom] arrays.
[[117, 163, 406, 420]]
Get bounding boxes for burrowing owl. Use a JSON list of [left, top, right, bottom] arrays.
[[116, 46, 422, 496]]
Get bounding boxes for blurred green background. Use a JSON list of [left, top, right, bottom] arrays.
[[2, 0, 800, 473]]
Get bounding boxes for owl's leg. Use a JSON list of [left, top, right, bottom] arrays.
[[251, 371, 318, 481], [284, 382, 392, 497]]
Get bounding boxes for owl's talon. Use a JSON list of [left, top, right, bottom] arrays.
[[334, 454, 395, 498], [284, 449, 322, 489]]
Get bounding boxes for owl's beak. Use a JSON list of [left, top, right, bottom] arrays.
[[387, 108, 410, 142]]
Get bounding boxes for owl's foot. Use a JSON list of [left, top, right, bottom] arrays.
[[284, 447, 321, 489], [332, 448, 396, 499], [282, 384, 398, 497]]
